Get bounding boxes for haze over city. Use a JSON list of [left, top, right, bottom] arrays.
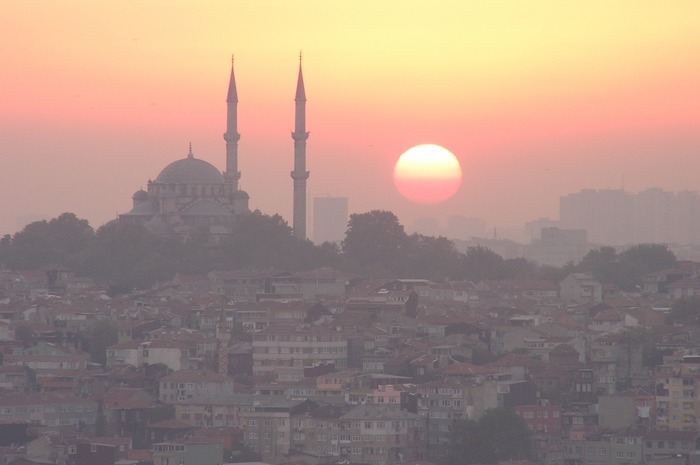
[[2, 1, 700, 238]]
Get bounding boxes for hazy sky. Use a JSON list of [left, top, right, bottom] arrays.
[[2, 1, 700, 237]]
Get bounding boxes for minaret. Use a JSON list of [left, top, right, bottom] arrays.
[[224, 55, 241, 190], [291, 53, 309, 239]]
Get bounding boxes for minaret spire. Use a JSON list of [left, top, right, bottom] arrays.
[[291, 53, 309, 240], [224, 54, 241, 190]]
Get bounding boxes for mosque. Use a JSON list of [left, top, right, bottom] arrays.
[[119, 57, 310, 241]]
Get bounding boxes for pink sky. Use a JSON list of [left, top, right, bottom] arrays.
[[2, 1, 700, 239]]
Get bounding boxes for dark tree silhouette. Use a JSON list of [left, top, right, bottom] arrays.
[[401, 233, 463, 281], [342, 210, 409, 273], [462, 245, 503, 282], [5, 213, 94, 269], [444, 407, 533, 465], [83, 320, 118, 366], [76, 222, 180, 292], [576, 243, 676, 290], [666, 296, 700, 325]]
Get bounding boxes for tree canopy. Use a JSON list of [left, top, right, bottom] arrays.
[[576, 243, 676, 290], [3, 213, 94, 270], [342, 210, 409, 273], [0, 210, 682, 296], [666, 296, 700, 326], [442, 407, 533, 465]]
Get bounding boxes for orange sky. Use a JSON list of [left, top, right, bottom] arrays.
[[2, 1, 700, 239]]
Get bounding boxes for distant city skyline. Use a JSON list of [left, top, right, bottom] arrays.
[[2, 2, 700, 237]]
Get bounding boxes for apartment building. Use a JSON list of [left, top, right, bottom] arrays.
[[0, 392, 97, 430], [158, 369, 236, 404], [172, 393, 253, 428], [238, 397, 301, 463], [338, 404, 425, 465], [252, 324, 349, 381], [152, 437, 223, 465], [655, 357, 700, 431]]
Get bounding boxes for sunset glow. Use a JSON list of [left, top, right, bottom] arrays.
[[1, 1, 700, 237]]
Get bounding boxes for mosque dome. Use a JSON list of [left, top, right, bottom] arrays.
[[232, 190, 250, 200], [156, 145, 224, 185], [132, 189, 148, 202]]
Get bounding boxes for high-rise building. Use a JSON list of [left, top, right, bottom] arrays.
[[313, 197, 348, 245], [559, 188, 700, 246]]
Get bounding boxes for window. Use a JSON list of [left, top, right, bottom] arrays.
[[91, 444, 97, 453]]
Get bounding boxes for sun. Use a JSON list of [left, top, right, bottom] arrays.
[[393, 144, 462, 204]]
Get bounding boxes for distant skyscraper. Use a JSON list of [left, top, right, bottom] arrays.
[[559, 188, 700, 246], [313, 197, 348, 244]]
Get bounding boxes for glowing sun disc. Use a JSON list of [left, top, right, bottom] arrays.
[[393, 144, 462, 204]]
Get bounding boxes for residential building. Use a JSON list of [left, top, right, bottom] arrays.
[[159, 369, 236, 404], [152, 437, 223, 465], [339, 404, 426, 465], [0, 392, 97, 430], [251, 324, 349, 381], [560, 273, 603, 305]]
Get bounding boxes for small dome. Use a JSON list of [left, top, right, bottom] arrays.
[[155, 146, 224, 185], [232, 190, 250, 200], [132, 189, 148, 201], [125, 198, 158, 216]]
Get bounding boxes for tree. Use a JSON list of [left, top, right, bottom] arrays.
[[576, 243, 676, 290], [444, 407, 533, 465], [76, 222, 181, 292], [614, 243, 677, 289], [462, 245, 503, 282], [83, 320, 118, 366], [217, 210, 343, 271], [401, 233, 462, 281], [499, 257, 537, 279], [0, 234, 11, 266], [5, 213, 94, 270], [342, 210, 409, 273], [666, 296, 700, 325]]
